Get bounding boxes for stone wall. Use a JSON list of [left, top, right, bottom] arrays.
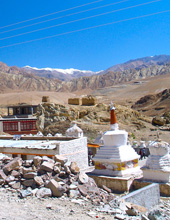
[[59, 137, 88, 170], [122, 183, 160, 209], [68, 98, 81, 105], [82, 96, 97, 106], [42, 96, 50, 103]]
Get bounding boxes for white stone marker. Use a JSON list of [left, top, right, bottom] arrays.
[[142, 140, 170, 182], [92, 103, 142, 177]]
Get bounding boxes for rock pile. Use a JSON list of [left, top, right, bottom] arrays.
[[0, 155, 114, 203], [0, 154, 168, 219]]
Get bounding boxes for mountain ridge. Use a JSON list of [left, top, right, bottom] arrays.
[[0, 54, 170, 92]]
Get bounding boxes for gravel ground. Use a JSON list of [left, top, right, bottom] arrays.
[[0, 188, 170, 220], [0, 188, 115, 220]]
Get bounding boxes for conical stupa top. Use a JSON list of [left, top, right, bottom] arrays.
[[110, 102, 117, 124], [110, 102, 118, 130]]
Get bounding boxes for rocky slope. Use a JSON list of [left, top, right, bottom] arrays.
[[1, 55, 170, 93], [22, 66, 98, 81], [0, 62, 61, 92], [102, 54, 170, 73], [56, 63, 170, 92], [132, 89, 170, 116]]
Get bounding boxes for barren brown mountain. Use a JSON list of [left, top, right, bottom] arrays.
[[56, 63, 170, 92], [0, 61, 61, 92], [132, 89, 170, 116]]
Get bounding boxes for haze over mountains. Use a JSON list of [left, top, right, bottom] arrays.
[[0, 54, 170, 93]]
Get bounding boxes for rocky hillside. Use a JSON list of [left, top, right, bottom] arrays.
[[0, 62, 61, 92], [1, 55, 170, 93], [132, 89, 170, 116], [102, 54, 170, 73], [56, 63, 170, 92], [22, 66, 97, 81], [35, 102, 155, 142]]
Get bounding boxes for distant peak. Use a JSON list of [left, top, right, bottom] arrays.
[[23, 65, 98, 75]]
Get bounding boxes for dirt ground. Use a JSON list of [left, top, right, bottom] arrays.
[[0, 188, 118, 220]]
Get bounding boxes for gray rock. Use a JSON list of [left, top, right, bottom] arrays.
[[53, 175, 63, 182], [23, 172, 37, 179], [33, 156, 42, 167], [78, 184, 88, 197], [3, 157, 22, 174], [36, 187, 52, 198], [22, 179, 35, 187], [69, 189, 80, 198], [148, 210, 163, 220], [40, 161, 54, 172], [6, 175, 15, 184], [69, 184, 78, 190], [53, 166, 61, 174], [11, 170, 20, 178], [54, 155, 67, 166], [87, 185, 100, 195], [0, 169, 7, 180], [64, 165, 71, 175], [46, 179, 65, 197], [102, 185, 112, 193], [23, 160, 33, 167], [59, 171, 66, 177], [20, 189, 32, 198], [34, 176, 44, 186], [9, 181, 21, 189], [142, 214, 150, 220], [70, 162, 80, 174], [78, 172, 89, 184], [114, 214, 126, 220], [126, 206, 139, 216], [22, 167, 36, 175]]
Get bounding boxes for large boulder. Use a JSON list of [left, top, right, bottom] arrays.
[[3, 157, 22, 174], [46, 179, 66, 197], [152, 116, 166, 126]]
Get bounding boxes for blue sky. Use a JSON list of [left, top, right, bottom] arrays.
[[0, 0, 170, 71]]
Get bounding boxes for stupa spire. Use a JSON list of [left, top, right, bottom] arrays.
[[110, 102, 118, 130]]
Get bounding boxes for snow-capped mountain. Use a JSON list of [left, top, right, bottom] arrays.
[[22, 66, 99, 81]]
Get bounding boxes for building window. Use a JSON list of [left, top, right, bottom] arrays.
[[20, 120, 36, 131], [3, 121, 18, 132]]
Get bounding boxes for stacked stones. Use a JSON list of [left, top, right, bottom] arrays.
[[0, 155, 114, 203], [0, 155, 169, 219]]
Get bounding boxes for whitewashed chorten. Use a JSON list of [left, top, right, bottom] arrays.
[[92, 103, 142, 177], [66, 123, 83, 138], [142, 140, 170, 182]]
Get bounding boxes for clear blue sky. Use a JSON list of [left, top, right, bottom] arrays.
[[0, 0, 170, 71]]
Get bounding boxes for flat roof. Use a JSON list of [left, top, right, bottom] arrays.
[[0, 117, 37, 121], [0, 139, 59, 150], [7, 105, 38, 108]]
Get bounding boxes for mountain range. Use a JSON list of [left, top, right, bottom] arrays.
[[22, 66, 99, 81], [0, 54, 170, 92]]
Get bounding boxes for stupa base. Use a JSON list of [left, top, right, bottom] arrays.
[[87, 172, 141, 193], [142, 167, 170, 183], [92, 166, 142, 178]]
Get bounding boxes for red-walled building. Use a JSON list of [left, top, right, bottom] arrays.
[[0, 104, 38, 135]]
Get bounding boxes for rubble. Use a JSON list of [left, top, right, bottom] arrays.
[[0, 155, 114, 202], [0, 155, 169, 219]]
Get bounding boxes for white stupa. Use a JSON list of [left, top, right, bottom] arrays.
[[92, 103, 142, 177], [142, 140, 170, 182], [66, 123, 83, 138]]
